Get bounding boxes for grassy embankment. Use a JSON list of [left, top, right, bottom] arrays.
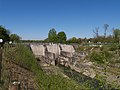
[[2, 44, 88, 90]]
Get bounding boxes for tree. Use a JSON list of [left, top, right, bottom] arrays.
[[48, 28, 58, 43], [68, 37, 78, 43], [104, 35, 113, 43], [77, 38, 82, 44], [113, 29, 120, 43], [0, 25, 10, 43], [57, 31, 67, 43], [10, 34, 21, 43], [104, 24, 109, 38], [44, 38, 49, 43], [93, 27, 99, 38]]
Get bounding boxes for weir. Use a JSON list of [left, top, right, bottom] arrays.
[[30, 44, 77, 66]]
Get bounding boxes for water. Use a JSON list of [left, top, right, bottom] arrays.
[[59, 65, 116, 90]]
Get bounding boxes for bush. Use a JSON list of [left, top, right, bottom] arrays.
[[90, 51, 104, 64], [109, 44, 118, 51], [89, 49, 113, 64]]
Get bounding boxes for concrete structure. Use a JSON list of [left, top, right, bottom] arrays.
[[46, 44, 60, 59], [30, 44, 97, 80], [60, 45, 75, 53], [61, 51, 73, 58], [45, 44, 60, 65], [30, 44, 45, 57], [30, 44, 76, 66]]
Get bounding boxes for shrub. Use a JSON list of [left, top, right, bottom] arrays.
[[90, 51, 104, 64], [109, 44, 118, 51], [89, 49, 113, 64]]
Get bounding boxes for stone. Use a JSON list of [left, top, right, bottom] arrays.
[[82, 68, 96, 78], [46, 44, 60, 58], [61, 51, 73, 58], [30, 44, 45, 57], [46, 52, 55, 60], [84, 62, 93, 66], [60, 45, 75, 53]]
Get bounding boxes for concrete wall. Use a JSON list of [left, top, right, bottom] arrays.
[[30, 44, 45, 57], [46, 44, 60, 58], [30, 44, 75, 58], [61, 51, 73, 58], [30, 44, 76, 66], [60, 45, 75, 53]]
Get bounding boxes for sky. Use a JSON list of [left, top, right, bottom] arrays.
[[0, 0, 120, 40]]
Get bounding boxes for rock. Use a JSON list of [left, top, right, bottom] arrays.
[[30, 44, 45, 57], [60, 44, 75, 53], [84, 62, 93, 66], [61, 51, 74, 58], [82, 68, 96, 78], [46, 44, 60, 58]]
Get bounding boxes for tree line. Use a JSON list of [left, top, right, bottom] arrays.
[[44, 25, 120, 44], [1, 24, 120, 44], [91, 24, 120, 44]]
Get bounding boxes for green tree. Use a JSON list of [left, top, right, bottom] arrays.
[[113, 29, 120, 43], [44, 38, 49, 43], [77, 38, 82, 44], [0, 25, 10, 43], [57, 31, 67, 43], [10, 34, 21, 43], [48, 28, 58, 43], [68, 37, 78, 43]]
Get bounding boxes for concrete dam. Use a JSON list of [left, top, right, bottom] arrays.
[[30, 44, 96, 79], [30, 44, 77, 67]]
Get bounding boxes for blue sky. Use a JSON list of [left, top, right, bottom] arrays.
[[0, 0, 120, 40]]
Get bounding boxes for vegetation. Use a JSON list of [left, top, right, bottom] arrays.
[[48, 28, 67, 43], [21, 40, 44, 43], [67, 37, 78, 43], [1, 24, 120, 45], [42, 25, 120, 44], [0, 25, 21, 44], [10, 34, 21, 43], [48, 28, 58, 43], [89, 50, 112, 64], [19, 24, 120, 45], [104, 24, 109, 38], [59, 65, 114, 90], [113, 29, 120, 43], [0, 25, 10, 43], [89, 51, 105, 64], [57, 31, 67, 43], [1, 24, 120, 89], [3, 44, 85, 90]]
